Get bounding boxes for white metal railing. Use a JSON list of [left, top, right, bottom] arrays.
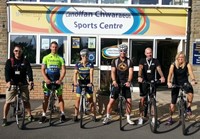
[[6, 0, 190, 9]]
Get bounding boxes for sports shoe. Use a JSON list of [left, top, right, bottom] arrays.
[[39, 116, 46, 124], [73, 115, 79, 122], [186, 107, 192, 115], [165, 118, 173, 125], [92, 116, 96, 122], [127, 119, 135, 125], [2, 119, 7, 127], [60, 115, 66, 123], [27, 115, 35, 122], [102, 117, 111, 125], [138, 117, 143, 125]]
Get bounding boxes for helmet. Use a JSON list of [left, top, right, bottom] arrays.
[[80, 49, 89, 56], [118, 44, 128, 52]]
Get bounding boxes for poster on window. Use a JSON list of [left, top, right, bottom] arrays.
[[51, 39, 58, 44], [41, 39, 49, 49], [72, 38, 80, 48], [88, 38, 96, 49], [193, 42, 200, 65]]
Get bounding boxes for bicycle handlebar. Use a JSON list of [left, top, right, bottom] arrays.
[[72, 83, 93, 92], [142, 80, 161, 85]]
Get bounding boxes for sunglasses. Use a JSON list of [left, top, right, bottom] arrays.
[[120, 50, 127, 53], [14, 50, 22, 53], [81, 55, 87, 57]]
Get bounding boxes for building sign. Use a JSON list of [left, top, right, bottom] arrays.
[[10, 5, 187, 35], [193, 42, 200, 65]]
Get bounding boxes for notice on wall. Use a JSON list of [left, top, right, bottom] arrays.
[[193, 42, 200, 65], [72, 37, 80, 48], [41, 39, 49, 49], [88, 38, 96, 49]]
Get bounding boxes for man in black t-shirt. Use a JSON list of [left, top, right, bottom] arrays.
[[102, 44, 135, 125], [137, 47, 165, 125]]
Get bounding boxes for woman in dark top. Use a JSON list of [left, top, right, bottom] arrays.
[[167, 51, 197, 125]]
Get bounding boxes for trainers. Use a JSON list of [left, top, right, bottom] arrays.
[[127, 119, 135, 125], [27, 115, 35, 122], [186, 107, 192, 115], [39, 116, 46, 124], [60, 115, 66, 123], [102, 117, 111, 125], [2, 119, 7, 127], [73, 116, 79, 122], [165, 118, 173, 125], [92, 116, 96, 122], [138, 117, 143, 125]]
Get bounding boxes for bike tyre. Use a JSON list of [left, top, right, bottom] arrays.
[[16, 97, 25, 130], [149, 98, 158, 133]]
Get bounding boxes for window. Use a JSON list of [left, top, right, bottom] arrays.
[[40, 35, 67, 63], [101, 0, 128, 4], [71, 0, 97, 3], [10, 35, 37, 63], [101, 38, 128, 66], [71, 36, 96, 65], [40, 0, 67, 2]]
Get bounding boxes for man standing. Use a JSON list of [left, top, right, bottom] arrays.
[[39, 41, 66, 123], [102, 44, 134, 125], [2, 45, 34, 126], [137, 47, 165, 125]]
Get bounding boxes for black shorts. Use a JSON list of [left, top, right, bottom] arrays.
[[171, 83, 193, 104], [139, 83, 156, 97], [110, 86, 131, 100]]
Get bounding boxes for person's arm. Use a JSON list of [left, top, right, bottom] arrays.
[[57, 65, 66, 84], [111, 67, 118, 87], [187, 63, 197, 85], [125, 67, 133, 87], [138, 64, 143, 83], [41, 64, 51, 84], [90, 68, 94, 85], [26, 60, 33, 82], [73, 69, 78, 86], [167, 64, 174, 88], [5, 59, 11, 88], [156, 66, 165, 83]]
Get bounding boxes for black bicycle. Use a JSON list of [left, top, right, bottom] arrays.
[[43, 81, 59, 126], [72, 83, 93, 128], [172, 83, 190, 135], [141, 80, 161, 133], [10, 83, 34, 129], [118, 83, 126, 131]]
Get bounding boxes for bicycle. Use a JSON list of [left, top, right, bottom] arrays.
[[43, 81, 60, 126], [72, 83, 94, 128], [118, 83, 127, 131], [141, 80, 161, 133], [171, 83, 190, 135], [10, 83, 34, 129]]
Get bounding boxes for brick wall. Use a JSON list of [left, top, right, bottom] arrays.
[[190, 0, 200, 93], [0, 64, 100, 100]]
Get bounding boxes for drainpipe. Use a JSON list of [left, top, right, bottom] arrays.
[[186, 0, 192, 62]]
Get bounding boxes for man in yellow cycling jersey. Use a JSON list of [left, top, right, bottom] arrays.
[[39, 41, 66, 123]]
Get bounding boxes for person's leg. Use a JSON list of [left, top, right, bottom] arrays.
[[21, 85, 32, 118], [73, 86, 81, 121], [2, 87, 16, 126], [167, 88, 179, 125]]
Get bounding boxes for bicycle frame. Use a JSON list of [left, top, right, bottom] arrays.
[[10, 84, 25, 129], [142, 80, 160, 133], [172, 84, 187, 135]]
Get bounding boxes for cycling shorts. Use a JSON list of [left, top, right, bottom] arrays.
[[171, 83, 193, 104], [110, 85, 131, 100], [76, 85, 93, 98], [43, 82, 63, 96]]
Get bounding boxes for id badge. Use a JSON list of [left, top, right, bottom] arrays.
[[147, 70, 151, 73], [15, 71, 20, 75]]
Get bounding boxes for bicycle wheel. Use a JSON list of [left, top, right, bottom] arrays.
[[119, 97, 123, 131], [180, 99, 186, 135], [80, 95, 85, 128], [16, 96, 25, 129], [149, 98, 158, 133], [49, 92, 55, 126]]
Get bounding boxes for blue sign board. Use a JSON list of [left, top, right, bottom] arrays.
[[193, 42, 200, 65]]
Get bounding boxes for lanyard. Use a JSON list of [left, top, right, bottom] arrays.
[[146, 58, 152, 69]]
